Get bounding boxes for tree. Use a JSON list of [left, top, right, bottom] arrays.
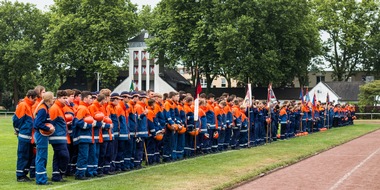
[[148, 0, 223, 91], [315, 0, 378, 81], [358, 80, 380, 107], [363, 3, 380, 79], [0, 1, 48, 106], [215, 0, 321, 87], [42, 0, 140, 90]]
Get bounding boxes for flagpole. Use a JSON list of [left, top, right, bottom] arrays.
[[247, 78, 251, 148]]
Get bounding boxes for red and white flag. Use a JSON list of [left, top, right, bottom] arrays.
[[194, 72, 202, 121], [267, 83, 277, 107], [243, 83, 252, 107]]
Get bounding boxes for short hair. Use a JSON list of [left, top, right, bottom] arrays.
[[26, 90, 38, 99], [227, 95, 235, 103], [184, 96, 194, 103], [73, 89, 81, 97], [56, 90, 68, 98], [219, 101, 226, 107], [199, 93, 207, 99], [81, 91, 92, 101], [97, 94, 106, 102], [168, 91, 178, 99], [65, 89, 75, 96], [154, 93, 162, 98], [100, 89, 111, 96], [207, 93, 215, 99], [148, 99, 155, 107], [163, 93, 168, 100]]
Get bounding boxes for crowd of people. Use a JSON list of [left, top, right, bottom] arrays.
[[13, 85, 356, 185]]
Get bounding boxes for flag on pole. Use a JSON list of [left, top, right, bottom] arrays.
[[312, 92, 317, 109], [299, 86, 304, 104], [243, 83, 252, 107], [267, 83, 276, 107], [305, 87, 310, 103], [194, 71, 202, 121], [129, 80, 134, 92]]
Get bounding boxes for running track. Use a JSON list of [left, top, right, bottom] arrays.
[[235, 124, 380, 190]]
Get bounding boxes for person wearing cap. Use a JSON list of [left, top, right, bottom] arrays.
[[118, 91, 131, 171], [88, 93, 107, 177], [133, 92, 149, 169], [13, 90, 38, 182], [106, 92, 124, 173]]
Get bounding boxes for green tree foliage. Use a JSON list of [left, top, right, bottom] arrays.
[[149, 0, 321, 89], [358, 80, 380, 107], [363, 4, 380, 78], [0, 1, 48, 105], [215, 0, 321, 87], [315, 0, 378, 81], [42, 0, 140, 90]]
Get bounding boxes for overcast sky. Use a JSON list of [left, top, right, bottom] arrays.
[[10, 0, 160, 11]]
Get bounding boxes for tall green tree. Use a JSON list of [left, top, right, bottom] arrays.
[[0, 1, 48, 105], [148, 0, 223, 91], [315, 0, 377, 81], [363, 3, 380, 79], [42, 0, 140, 90], [215, 0, 321, 87]]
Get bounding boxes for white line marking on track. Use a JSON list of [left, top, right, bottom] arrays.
[[329, 147, 380, 190]]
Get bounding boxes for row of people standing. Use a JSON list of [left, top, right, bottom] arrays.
[[13, 86, 356, 185]]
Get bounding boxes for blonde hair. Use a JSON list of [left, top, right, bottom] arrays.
[[100, 89, 111, 96], [34, 91, 54, 117]]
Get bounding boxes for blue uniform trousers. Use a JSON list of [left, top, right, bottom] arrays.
[[66, 142, 78, 175], [218, 129, 225, 151], [99, 141, 113, 174], [133, 138, 144, 167], [154, 139, 162, 163], [176, 133, 185, 159], [86, 143, 99, 177], [239, 126, 248, 148], [224, 127, 232, 149], [111, 140, 118, 172], [146, 137, 156, 165], [162, 131, 174, 162], [230, 128, 240, 149], [124, 138, 134, 169], [35, 132, 49, 185], [117, 140, 127, 170], [51, 143, 69, 181], [75, 143, 89, 178], [16, 140, 33, 179]]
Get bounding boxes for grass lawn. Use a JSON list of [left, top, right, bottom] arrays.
[[0, 117, 379, 190]]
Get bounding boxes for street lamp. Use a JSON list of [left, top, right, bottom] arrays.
[[94, 72, 102, 91]]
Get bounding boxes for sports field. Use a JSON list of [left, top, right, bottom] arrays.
[[1, 117, 379, 190]]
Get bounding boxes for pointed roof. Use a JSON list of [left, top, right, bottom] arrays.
[[323, 81, 364, 101]]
